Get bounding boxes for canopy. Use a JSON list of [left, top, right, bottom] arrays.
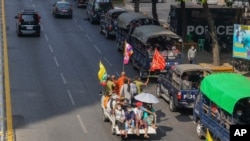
[[107, 8, 127, 15], [131, 25, 180, 43], [174, 64, 209, 75], [117, 12, 153, 29], [200, 73, 250, 114]]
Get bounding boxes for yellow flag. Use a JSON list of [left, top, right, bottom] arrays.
[[98, 61, 107, 83], [206, 129, 213, 141]]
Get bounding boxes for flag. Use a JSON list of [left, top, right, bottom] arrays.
[[150, 48, 166, 71], [98, 61, 107, 86], [206, 129, 213, 141], [123, 41, 133, 64]]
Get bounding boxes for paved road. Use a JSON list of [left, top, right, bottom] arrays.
[[6, 0, 202, 140]]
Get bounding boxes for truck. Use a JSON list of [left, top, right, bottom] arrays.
[[156, 64, 209, 111], [193, 73, 250, 141]]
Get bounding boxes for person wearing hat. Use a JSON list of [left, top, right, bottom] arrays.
[[188, 46, 197, 64], [133, 101, 155, 138]]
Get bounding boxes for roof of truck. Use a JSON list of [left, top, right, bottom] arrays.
[[200, 73, 250, 114]]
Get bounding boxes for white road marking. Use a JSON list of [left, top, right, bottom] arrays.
[[32, 4, 35, 9], [44, 34, 48, 42], [73, 19, 77, 23], [53, 56, 59, 67], [67, 90, 75, 106], [77, 114, 88, 134], [116, 72, 119, 76], [85, 34, 92, 42], [60, 73, 67, 84], [94, 45, 101, 54], [104, 57, 112, 67], [78, 25, 84, 32], [48, 45, 53, 53], [41, 25, 44, 31]]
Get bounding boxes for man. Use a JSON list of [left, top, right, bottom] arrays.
[[117, 72, 128, 95], [188, 46, 197, 64], [134, 76, 149, 94], [106, 75, 117, 94]]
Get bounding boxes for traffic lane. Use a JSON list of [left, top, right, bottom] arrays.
[[6, 1, 117, 141]]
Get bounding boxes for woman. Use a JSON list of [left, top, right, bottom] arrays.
[[143, 104, 157, 129]]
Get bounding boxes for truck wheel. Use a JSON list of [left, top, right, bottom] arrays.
[[196, 121, 204, 139], [169, 96, 176, 112], [156, 83, 162, 98]]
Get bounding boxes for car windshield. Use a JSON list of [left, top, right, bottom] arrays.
[[95, 2, 112, 11], [57, 3, 70, 8], [21, 14, 38, 23]]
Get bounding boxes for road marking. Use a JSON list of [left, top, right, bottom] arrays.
[[32, 4, 35, 9], [48, 45, 53, 53], [67, 90, 75, 106], [73, 19, 77, 23], [60, 73, 67, 84], [116, 72, 119, 76], [104, 57, 112, 67], [44, 34, 48, 42], [94, 45, 101, 54], [53, 56, 59, 67], [2, 0, 14, 139], [85, 34, 92, 42], [78, 25, 84, 32], [41, 25, 44, 31], [76, 114, 88, 134]]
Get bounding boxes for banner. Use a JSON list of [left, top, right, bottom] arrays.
[[98, 61, 107, 86], [206, 129, 213, 141], [233, 24, 250, 60]]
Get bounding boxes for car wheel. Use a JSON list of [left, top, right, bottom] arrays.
[[156, 83, 162, 98], [90, 17, 94, 24], [105, 29, 110, 39], [169, 96, 176, 112]]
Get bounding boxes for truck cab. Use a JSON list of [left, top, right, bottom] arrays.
[[156, 64, 208, 111]]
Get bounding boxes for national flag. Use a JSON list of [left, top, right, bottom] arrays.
[[98, 61, 107, 86], [150, 48, 166, 71], [123, 41, 133, 64], [206, 129, 213, 141]]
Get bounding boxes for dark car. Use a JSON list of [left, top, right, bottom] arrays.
[[14, 8, 41, 37], [77, 0, 88, 8], [53, 1, 73, 18], [99, 8, 127, 39], [86, 0, 114, 24]]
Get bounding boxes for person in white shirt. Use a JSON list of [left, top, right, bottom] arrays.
[[188, 46, 197, 64]]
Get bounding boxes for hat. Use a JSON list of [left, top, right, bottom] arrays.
[[136, 101, 143, 107]]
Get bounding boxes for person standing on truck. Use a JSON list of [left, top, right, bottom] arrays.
[[134, 76, 149, 94], [119, 78, 132, 104], [188, 46, 197, 64], [117, 71, 128, 95], [114, 103, 127, 137]]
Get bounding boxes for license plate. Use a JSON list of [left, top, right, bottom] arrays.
[[26, 27, 33, 30]]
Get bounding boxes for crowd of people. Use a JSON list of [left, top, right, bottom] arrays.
[[101, 71, 158, 138]]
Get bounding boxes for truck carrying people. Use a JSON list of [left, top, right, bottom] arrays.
[[193, 73, 250, 141]]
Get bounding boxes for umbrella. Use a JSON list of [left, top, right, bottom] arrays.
[[134, 92, 159, 104]]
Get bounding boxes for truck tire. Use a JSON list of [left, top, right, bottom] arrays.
[[169, 96, 176, 112], [156, 83, 162, 98]]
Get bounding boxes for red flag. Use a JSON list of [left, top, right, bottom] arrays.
[[150, 48, 166, 71]]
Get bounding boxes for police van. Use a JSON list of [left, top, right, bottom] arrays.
[[193, 73, 250, 141]]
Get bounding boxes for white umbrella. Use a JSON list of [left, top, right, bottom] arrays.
[[134, 92, 159, 104]]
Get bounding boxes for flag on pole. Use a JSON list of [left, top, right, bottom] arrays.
[[98, 61, 107, 86], [150, 48, 166, 71], [206, 129, 213, 141], [123, 41, 133, 64]]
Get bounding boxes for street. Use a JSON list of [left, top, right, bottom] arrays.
[[6, 0, 201, 140]]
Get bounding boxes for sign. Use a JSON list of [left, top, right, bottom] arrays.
[[233, 24, 250, 60], [230, 125, 250, 141], [187, 25, 234, 36]]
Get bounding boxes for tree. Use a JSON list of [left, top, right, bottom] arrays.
[[151, 0, 158, 21], [134, 0, 140, 12]]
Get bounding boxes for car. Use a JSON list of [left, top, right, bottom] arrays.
[[77, 0, 88, 8], [14, 8, 41, 37], [52, 1, 73, 18], [86, 0, 114, 24], [99, 8, 127, 39]]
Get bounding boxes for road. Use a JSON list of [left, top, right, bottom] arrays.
[[5, 0, 201, 140]]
